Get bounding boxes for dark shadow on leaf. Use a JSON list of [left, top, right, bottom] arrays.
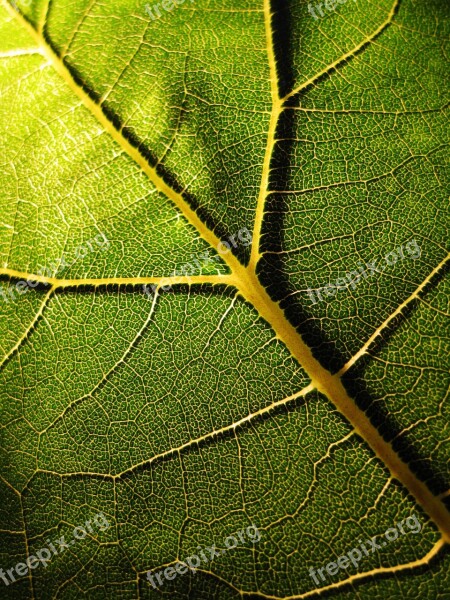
[[259, 0, 449, 498]]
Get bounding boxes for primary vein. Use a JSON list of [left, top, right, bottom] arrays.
[[3, 0, 449, 554]]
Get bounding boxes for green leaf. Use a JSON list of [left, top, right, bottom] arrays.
[[0, 0, 449, 598]]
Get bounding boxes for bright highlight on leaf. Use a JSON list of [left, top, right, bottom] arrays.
[[0, 0, 449, 598]]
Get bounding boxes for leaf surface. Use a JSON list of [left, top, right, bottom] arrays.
[[0, 0, 449, 598]]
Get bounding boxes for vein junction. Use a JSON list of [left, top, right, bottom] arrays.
[[2, 0, 449, 556]]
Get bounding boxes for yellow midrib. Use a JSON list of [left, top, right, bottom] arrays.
[[3, 0, 450, 550], [249, 0, 281, 271], [229, 265, 450, 542]]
